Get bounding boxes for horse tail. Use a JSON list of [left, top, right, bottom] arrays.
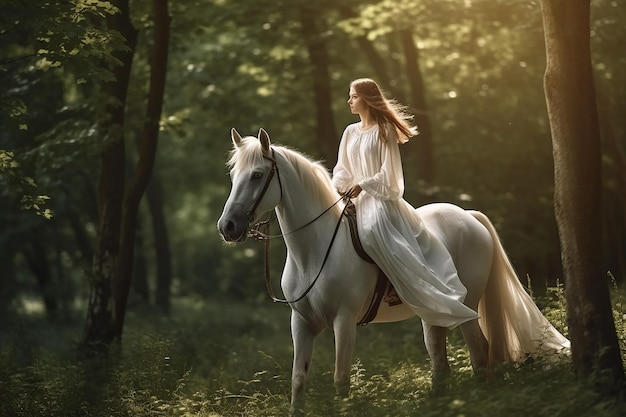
[[469, 210, 570, 367]]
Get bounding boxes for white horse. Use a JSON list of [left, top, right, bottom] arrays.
[[217, 129, 569, 415]]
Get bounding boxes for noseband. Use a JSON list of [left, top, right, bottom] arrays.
[[246, 148, 283, 224]]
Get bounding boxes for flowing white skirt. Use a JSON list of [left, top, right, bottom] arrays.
[[356, 193, 478, 328]]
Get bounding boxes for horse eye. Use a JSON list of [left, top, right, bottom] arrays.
[[251, 172, 263, 180]]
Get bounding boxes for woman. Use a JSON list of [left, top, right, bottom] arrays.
[[332, 78, 478, 328]]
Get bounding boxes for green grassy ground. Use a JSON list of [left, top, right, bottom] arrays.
[[1, 290, 624, 417]]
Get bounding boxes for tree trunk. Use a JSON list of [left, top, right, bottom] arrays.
[[0, 248, 17, 318], [337, 7, 402, 100], [146, 173, 173, 313], [23, 242, 58, 320], [82, 0, 171, 346], [112, 0, 171, 338], [539, 0, 625, 390], [597, 87, 626, 285], [83, 0, 138, 347], [132, 221, 149, 301], [68, 210, 94, 265], [299, 4, 337, 166], [399, 29, 434, 189]]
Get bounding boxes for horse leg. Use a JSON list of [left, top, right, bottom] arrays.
[[422, 321, 450, 393], [333, 316, 356, 398], [290, 312, 319, 417], [460, 319, 489, 379]]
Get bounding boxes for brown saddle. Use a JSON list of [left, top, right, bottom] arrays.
[[342, 200, 402, 326]]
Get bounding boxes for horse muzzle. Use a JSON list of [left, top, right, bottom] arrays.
[[217, 212, 249, 243]]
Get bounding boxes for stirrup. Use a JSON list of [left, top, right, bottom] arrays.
[[383, 290, 402, 306]]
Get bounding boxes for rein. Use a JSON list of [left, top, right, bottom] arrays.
[[248, 196, 344, 240], [253, 199, 350, 304], [244, 146, 350, 304]]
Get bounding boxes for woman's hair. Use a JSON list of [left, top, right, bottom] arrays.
[[350, 78, 418, 143]]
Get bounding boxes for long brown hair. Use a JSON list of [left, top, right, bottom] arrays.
[[350, 78, 417, 143]]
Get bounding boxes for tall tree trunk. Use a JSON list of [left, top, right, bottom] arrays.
[[83, 0, 138, 346], [82, 0, 171, 345], [539, 0, 625, 391], [23, 242, 58, 320], [68, 210, 94, 265], [337, 6, 402, 100], [146, 173, 173, 313], [132, 221, 149, 301], [597, 87, 626, 284], [0, 248, 17, 318], [299, 4, 337, 166], [112, 0, 171, 338], [399, 29, 434, 189]]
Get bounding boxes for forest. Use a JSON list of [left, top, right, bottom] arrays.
[[1, 0, 625, 416]]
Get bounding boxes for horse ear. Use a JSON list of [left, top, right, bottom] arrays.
[[258, 128, 271, 153], [231, 128, 243, 147]]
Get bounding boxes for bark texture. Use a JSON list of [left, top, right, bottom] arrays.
[[540, 0, 624, 389]]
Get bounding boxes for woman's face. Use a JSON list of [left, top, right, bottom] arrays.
[[347, 86, 368, 115]]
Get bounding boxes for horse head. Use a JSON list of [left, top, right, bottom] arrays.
[[217, 128, 282, 242]]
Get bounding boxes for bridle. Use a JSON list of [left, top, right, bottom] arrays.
[[245, 148, 283, 225], [244, 146, 348, 304]]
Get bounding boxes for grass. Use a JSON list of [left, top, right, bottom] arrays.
[[1, 285, 625, 417]]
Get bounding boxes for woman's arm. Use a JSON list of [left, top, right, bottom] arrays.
[[359, 126, 404, 200], [331, 127, 354, 193]]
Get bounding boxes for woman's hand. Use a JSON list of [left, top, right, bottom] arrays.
[[346, 184, 362, 198]]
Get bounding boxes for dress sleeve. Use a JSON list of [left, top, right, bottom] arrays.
[[331, 127, 354, 192], [359, 126, 404, 200]]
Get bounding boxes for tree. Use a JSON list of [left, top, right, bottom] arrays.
[[299, 2, 338, 166], [399, 29, 434, 186], [0, 152, 52, 218], [82, 0, 171, 346], [0, 0, 127, 320], [539, 0, 624, 390], [146, 173, 173, 313]]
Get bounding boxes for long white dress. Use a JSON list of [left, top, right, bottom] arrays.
[[332, 122, 479, 328]]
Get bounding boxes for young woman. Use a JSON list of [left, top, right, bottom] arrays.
[[332, 78, 478, 328]]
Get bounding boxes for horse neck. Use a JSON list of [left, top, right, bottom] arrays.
[[275, 160, 340, 262]]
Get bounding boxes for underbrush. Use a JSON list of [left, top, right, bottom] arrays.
[[0, 285, 625, 417]]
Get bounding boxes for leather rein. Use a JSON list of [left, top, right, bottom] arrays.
[[246, 147, 349, 304]]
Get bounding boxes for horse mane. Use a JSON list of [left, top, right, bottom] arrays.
[[227, 136, 267, 173], [227, 136, 342, 216]]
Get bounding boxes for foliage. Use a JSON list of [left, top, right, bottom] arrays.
[[1, 289, 625, 417], [0, 1, 128, 222], [0, 151, 52, 218], [0, 0, 125, 84]]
